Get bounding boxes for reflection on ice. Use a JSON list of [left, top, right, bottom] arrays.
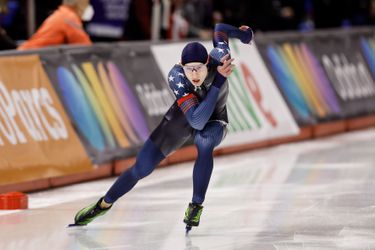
[[2, 129, 375, 249]]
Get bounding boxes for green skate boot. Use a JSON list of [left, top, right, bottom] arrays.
[[183, 203, 203, 234], [69, 197, 112, 227]]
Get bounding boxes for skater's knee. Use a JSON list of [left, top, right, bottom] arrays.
[[131, 162, 155, 179], [131, 139, 165, 179], [194, 135, 217, 152]]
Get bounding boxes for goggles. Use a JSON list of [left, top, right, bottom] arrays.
[[182, 63, 208, 74]]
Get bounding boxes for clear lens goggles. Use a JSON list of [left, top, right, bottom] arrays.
[[183, 63, 207, 74]]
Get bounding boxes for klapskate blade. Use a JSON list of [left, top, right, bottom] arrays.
[[67, 223, 86, 228], [185, 225, 192, 235]]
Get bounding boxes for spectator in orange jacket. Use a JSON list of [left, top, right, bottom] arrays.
[[18, 0, 92, 50]]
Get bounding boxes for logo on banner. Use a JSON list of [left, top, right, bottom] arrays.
[[228, 61, 277, 132], [0, 81, 67, 146], [321, 53, 375, 100], [135, 83, 174, 116]]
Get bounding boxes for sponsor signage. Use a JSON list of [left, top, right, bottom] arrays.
[[111, 43, 175, 130], [42, 47, 142, 163], [0, 55, 92, 185], [309, 33, 375, 117], [257, 36, 342, 124], [41, 45, 172, 163]]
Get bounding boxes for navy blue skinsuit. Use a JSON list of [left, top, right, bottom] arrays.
[[104, 23, 253, 205]]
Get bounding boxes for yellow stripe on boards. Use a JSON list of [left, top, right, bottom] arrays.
[[72, 65, 116, 147], [278, 46, 313, 111], [82, 62, 130, 148], [293, 45, 327, 117], [283, 44, 324, 117], [97, 63, 141, 145]]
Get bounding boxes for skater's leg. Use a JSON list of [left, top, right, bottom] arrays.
[[192, 121, 225, 204], [104, 138, 165, 203], [183, 122, 225, 230], [72, 135, 179, 226], [72, 114, 192, 226]]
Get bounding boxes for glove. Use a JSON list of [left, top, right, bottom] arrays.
[[239, 25, 254, 44]]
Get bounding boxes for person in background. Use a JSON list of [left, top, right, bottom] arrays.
[[0, 0, 16, 50], [18, 0, 92, 50], [70, 23, 253, 234], [168, 0, 214, 40], [0, 26, 16, 50], [123, 0, 152, 40]]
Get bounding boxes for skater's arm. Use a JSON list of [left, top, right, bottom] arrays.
[[213, 23, 253, 47], [168, 59, 231, 130], [178, 73, 226, 130], [209, 24, 253, 65]]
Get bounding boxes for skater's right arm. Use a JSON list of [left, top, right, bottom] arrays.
[[168, 56, 233, 130], [209, 24, 253, 66], [212, 23, 253, 47]]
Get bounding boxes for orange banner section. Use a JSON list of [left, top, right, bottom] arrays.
[[0, 55, 92, 185]]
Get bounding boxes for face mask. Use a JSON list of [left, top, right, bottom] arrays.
[[81, 4, 94, 21]]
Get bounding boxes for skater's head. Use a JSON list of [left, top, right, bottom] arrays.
[[181, 42, 209, 87]]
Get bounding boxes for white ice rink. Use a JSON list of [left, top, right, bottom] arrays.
[[2, 128, 375, 249]]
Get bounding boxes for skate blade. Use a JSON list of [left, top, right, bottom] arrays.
[[185, 225, 192, 235], [67, 223, 86, 228]]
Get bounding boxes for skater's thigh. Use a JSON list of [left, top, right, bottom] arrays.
[[194, 120, 227, 149], [150, 114, 194, 156]]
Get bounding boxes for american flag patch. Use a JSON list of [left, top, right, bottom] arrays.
[[177, 94, 199, 113]]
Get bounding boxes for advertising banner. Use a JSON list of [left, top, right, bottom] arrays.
[[151, 40, 299, 147], [360, 34, 375, 87], [309, 33, 375, 117], [41, 46, 139, 163], [41, 44, 171, 163], [256, 36, 342, 125], [111, 43, 175, 130], [355, 30, 375, 117], [361, 36, 375, 77], [0, 55, 92, 185]]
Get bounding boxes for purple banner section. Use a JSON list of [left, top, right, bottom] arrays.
[[111, 43, 175, 130]]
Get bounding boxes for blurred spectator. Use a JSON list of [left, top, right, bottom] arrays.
[[180, 0, 213, 39], [214, 0, 304, 32], [0, 26, 16, 50], [313, 0, 369, 29], [169, 0, 189, 40], [370, 0, 375, 24], [168, 0, 214, 41], [0, 0, 16, 50], [299, 0, 315, 32], [18, 0, 92, 50], [123, 0, 152, 40]]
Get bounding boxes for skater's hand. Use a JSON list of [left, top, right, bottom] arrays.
[[217, 54, 234, 77], [239, 25, 250, 31]]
